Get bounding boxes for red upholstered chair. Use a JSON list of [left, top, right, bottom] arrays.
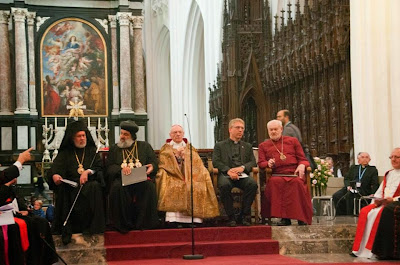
[[212, 167, 259, 224], [261, 167, 311, 225]]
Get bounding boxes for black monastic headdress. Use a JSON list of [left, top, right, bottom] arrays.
[[59, 119, 96, 151], [120, 120, 139, 140]]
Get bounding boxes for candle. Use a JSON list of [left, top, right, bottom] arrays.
[[45, 117, 47, 128], [88, 117, 91, 127], [55, 117, 57, 128], [105, 118, 108, 129], [65, 118, 67, 126]]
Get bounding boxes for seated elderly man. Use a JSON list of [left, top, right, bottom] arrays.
[[49, 120, 105, 245], [325, 157, 343, 178], [352, 148, 400, 259], [258, 119, 313, 226], [156, 125, 219, 227], [107, 120, 159, 232], [332, 152, 378, 215]]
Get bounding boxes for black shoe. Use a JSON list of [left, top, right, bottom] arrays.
[[242, 216, 252, 226], [297, 220, 307, 226], [61, 231, 72, 245], [349, 253, 357, 257], [277, 218, 291, 226], [228, 220, 237, 227]]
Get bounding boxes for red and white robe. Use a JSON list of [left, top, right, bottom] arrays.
[[352, 169, 400, 258]]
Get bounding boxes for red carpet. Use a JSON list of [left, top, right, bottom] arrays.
[[107, 255, 398, 265], [107, 254, 307, 264], [105, 226, 279, 261]]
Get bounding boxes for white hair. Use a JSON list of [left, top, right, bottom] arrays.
[[267, 119, 283, 129]]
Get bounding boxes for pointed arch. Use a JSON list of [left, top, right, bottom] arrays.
[[239, 52, 267, 144], [148, 26, 171, 148], [182, 1, 206, 147]]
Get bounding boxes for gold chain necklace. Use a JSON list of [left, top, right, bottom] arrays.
[[74, 148, 85, 174], [121, 141, 141, 168], [271, 136, 286, 161]]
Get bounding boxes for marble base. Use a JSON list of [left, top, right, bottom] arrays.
[[272, 223, 357, 255], [53, 234, 106, 264]]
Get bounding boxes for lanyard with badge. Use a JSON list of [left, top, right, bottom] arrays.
[[357, 166, 367, 188]]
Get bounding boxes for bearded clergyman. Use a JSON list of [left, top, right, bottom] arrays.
[[106, 120, 159, 232], [48, 120, 105, 245]]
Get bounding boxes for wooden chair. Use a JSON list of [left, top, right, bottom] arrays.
[[212, 167, 259, 224], [261, 167, 311, 225]]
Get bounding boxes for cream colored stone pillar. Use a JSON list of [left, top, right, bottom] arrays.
[[117, 12, 134, 114], [0, 11, 12, 115], [12, 8, 29, 114], [27, 11, 37, 116], [131, 16, 146, 114], [109, 15, 120, 116]]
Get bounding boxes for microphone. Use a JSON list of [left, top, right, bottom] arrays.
[[184, 114, 192, 145]]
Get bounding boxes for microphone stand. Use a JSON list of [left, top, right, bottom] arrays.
[[183, 114, 204, 260]]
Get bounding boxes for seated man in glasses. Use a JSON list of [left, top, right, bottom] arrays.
[[352, 148, 400, 259], [332, 152, 379, 216]]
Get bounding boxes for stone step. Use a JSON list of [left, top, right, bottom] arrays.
[[53, 234, 106, 264], [271, 224, 357, 255]]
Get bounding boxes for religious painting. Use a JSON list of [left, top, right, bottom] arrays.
[[40, 18, 108, 117]]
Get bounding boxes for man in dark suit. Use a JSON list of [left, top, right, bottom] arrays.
[[212, 118, 258, 227], [276, 109, 302, 143], [333, 152, 379, 215], [0, 147, 32, 186]]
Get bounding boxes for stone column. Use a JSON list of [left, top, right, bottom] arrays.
[[131, 16, 146, 114], [27, 11, 37, 116], [109, 15, 120, 116], [117, 12, 134, 114], [0, 11, 12, 115], [12, 8, 29, 114]]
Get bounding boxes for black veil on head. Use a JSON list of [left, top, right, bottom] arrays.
[[59, 119, 96, 151]]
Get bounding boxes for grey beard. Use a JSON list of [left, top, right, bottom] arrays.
[[117, 138, 134, 149], [75, 142, 87, 149]]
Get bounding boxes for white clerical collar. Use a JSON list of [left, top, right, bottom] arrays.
[[169, 140, 186, 149]]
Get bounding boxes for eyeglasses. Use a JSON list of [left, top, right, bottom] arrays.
[[389, 156, 400, 159]]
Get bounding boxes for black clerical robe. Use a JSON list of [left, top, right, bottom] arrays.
[[0, 165, 19, 185], [106, 141, 159, 232], [0, 185, 58, 265], [372, 201, 400, 259], [48, 146, 105, 234]]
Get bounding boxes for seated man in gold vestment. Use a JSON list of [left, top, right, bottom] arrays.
[[156, 125, 219, 226]]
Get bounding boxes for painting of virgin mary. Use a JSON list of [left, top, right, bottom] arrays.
[[40, 18, 108, 117]]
